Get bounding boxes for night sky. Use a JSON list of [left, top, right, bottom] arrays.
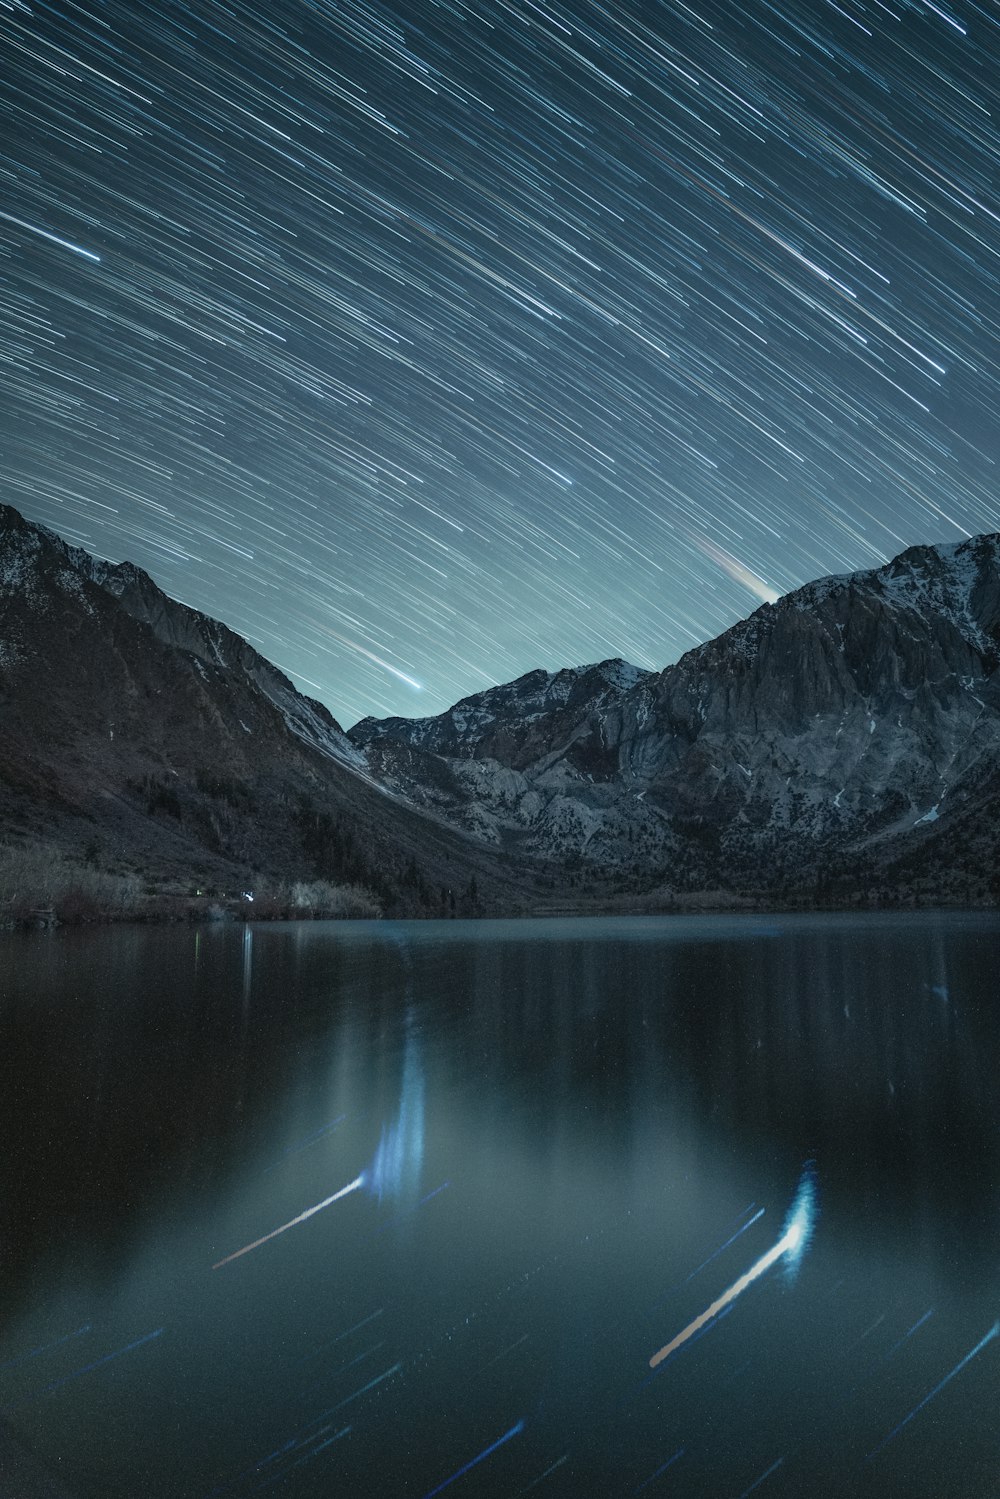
[[3, 0, 1000, 725]]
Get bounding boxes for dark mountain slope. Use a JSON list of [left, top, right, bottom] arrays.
[[4, 500, 998, 913], [0, 504, 528, 914]]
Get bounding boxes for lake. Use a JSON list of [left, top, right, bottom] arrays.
[[0, 913, 997, 1498]]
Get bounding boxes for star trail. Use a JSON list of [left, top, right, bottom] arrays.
[[3, 0, 1000, 723]]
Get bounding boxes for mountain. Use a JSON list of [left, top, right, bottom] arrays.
[[46, 530, 369, 775], [3, 500, 998, 915], [0, 503, 526, 916], [349, 535, 1000, 906], [355, 657, 651, 762]]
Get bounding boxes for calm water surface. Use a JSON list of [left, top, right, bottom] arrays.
[[1, 914, 998, 1498]]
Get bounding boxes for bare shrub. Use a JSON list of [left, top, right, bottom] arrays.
[[312, 881, 382, 919], [0, 844, 380, 927], [283, 879, 382, 919], [291, 879, 318, 910], [0, 844, 145, 925]]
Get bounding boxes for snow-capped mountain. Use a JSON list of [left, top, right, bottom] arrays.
[[349, 534, 1000, 902]]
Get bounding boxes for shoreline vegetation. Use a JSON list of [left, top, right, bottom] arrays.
[[0, 844, 382, 931], [2, 843, 996, 932]]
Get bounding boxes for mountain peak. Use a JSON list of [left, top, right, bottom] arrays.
[[0, 503, 358, 756], [351, 653, 651, 757], [6, 501, 1000, 908], [347, 527, 1000, 901]]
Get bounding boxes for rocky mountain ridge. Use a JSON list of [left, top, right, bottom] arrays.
[[349, 533, 1000, 902], [2, 500, 999, 910], [0, 503, 526, 915], [35, 521, 368, 775]]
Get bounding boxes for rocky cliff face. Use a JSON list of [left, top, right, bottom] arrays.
[[38, 524, 367, 774], [4, 499, 998, 910], [0, 504, 523, 912], [349, 534, 1000, 901], [355, 657, 650, 764]]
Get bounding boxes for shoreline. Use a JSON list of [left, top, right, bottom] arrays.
[[3, 887, 996, 934]]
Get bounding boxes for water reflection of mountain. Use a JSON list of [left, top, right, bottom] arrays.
[[1, 915, 997, 1327], [444, 916, 999, 1267]]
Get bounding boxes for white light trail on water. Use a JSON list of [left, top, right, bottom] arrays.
[[650, 1228, 795, 1367], [649, 1170, 815, 1369], [212, 1175, 365, 1269]]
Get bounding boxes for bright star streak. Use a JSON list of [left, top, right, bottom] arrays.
[[690, 535, 781, 604], [0, 210, 101, 261], [649, 1171, 814, 1368], [353, 650, 423, 691], [320, 625, 424, 690], [212, 1174, 365, 1269]]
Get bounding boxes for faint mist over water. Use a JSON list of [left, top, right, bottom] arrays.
[[0, 913, 997, 1497]]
